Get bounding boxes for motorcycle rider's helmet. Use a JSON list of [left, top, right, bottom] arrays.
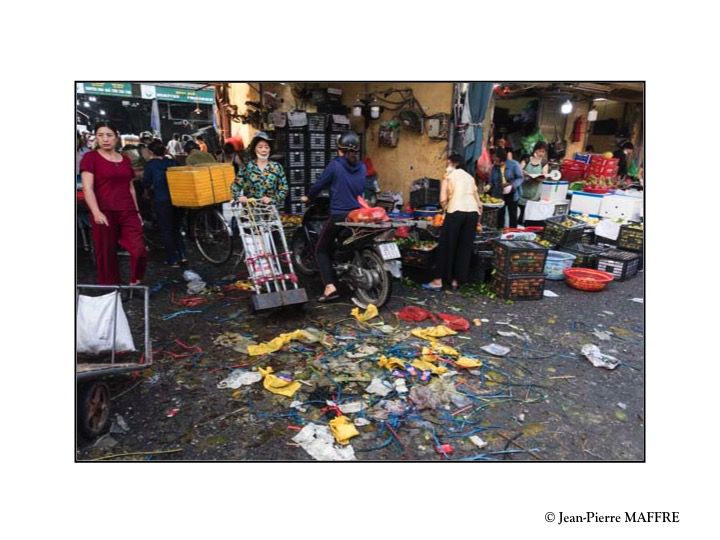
[[336, 131, 360, 152]]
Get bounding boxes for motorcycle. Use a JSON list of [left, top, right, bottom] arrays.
[[290, 195, 403, 308]]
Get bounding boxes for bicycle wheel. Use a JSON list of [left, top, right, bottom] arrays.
[[193, 208, 233, 265]]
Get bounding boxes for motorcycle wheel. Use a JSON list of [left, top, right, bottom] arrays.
[[291, 230, 318, 276], [352, 250, 392, 309]]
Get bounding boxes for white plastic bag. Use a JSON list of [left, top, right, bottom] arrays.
[[77, 292, 136, 354]]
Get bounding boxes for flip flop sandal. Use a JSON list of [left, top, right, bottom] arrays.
[[318, 292, 340, 303]]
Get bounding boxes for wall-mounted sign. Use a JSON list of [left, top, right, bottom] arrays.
[[140, 84, 157, 99], [77, 82, 133, 96], [155, 86, 214, 104]]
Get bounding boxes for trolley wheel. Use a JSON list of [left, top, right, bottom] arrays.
[[78, 381, 111, 439], [193, 208, 234, 265]]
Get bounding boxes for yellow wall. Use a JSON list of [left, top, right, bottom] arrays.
[[227, 82, 454, 201], [338, 82, 453, 201]]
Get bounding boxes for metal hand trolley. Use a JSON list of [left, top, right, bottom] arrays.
[[76, 284, 152, 439], [231, 200, 308, 311]]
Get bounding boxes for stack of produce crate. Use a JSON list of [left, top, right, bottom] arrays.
[[491, 240, 548, 300]]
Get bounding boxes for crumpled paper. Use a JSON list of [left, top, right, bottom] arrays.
[[411, 359, 448, 375], [365, 377, 392, 397], [292, 423, 356, 461], [258, 366, 301, 397], [351, 304, 379, 322], [217, 369, 263, 389], [329, 415, 360, 445], [248, 330, 314, 356], [411, 325, 457, 341], [581, 344, 620, 370], [481, 343, 511, 356], [346, 345, 379, 358]]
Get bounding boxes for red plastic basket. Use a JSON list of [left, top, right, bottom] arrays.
[[563, 268, 614, 292], [503, 226, 544, 234]]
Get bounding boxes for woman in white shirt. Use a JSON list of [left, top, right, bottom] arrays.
[[423, 153, 482, 291]]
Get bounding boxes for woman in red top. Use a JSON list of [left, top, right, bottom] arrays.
[[80, 123, 147, 285]]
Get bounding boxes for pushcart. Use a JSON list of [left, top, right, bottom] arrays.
[[231, 200, 308, 312], [76, 284, 152, 439]]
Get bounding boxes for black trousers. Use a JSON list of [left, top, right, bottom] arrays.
[[154, 200, 186, 264], [434, 211, 478, 284], [500, 193, 519, 228], [315, 213, 349, 286]]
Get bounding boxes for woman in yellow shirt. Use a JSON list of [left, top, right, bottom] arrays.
[[423, 153, 482, 291]]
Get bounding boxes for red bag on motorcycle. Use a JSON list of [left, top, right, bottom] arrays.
[[347, 196, 390, 223]]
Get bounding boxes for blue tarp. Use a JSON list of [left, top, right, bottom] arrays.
[[463, 83, 494, 170]]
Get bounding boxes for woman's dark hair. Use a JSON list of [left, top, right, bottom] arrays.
[[184, 140, 200, 153], [148, 140, 166, 157], [93, 122, 120, 138], [448, 153, 465, 170], [173, 133, 180, 140], [532, 141, 548, 153], [495, 148, 508, 162], [621, 142, 634, 150]]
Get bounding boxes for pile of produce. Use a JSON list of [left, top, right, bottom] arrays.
[[575, 214, 600, 226], [481, 195, 504, 205], [408, 240, 438, 252], [583, 175, 618, 192], [281, 214, 303, 226]]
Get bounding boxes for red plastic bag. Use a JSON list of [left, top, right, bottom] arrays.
[[397, 306, 437, 323], [437, 313, 470, 332], [347, 196, 389, 223], [475, 146, 492, 181]]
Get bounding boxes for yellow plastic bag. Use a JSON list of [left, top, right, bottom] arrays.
[[351, 304, 378, 322], [258, 366, 301, 398], [410, 325, 457, 341], [248, 329, 313, 356], [378, 355, 406, 371], [411, 359, 448, 375], [456, 357, 483, 368], [329, 415, 360, 445], [424, 344, 460, 357]]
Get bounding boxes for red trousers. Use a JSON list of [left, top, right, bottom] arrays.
[[91, 210, 147, 285]]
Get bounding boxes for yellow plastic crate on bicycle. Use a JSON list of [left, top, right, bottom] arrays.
[[167, 163, 235, 208]]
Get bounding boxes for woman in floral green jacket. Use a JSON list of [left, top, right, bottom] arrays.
[[231, 132, 288, 206]]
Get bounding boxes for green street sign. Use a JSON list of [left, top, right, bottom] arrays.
[[155, 86, 215, 104], [79, 82, 133, 96]]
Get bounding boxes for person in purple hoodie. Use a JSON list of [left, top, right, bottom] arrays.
[[303, 132, 366, 302]]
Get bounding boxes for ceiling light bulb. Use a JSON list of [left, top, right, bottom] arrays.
[[561, 100, 573, 114]]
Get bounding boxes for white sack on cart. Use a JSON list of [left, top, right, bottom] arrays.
[[243, 233, 281, 279], [77, 292, 136, 354]]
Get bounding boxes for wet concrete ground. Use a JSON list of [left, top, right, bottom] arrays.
[[76, 238, 644, 461]]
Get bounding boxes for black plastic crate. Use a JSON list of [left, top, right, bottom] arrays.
[[309, 168, 325, 184], [410, 178, 441, 208], [480, 206, 501, 229], [273, 130, 288, 152], [597, 249, 641, 281], [401, 244, 437, 268], [474, 229, 501, 252], [309, 151, 326, 168], [288, 151, 306, 168], [553, 202, 569, 216], [542, 215, 586, 247], [289, 186, 306, 199], [288, 132, 307, 150], [288, 168, 307, 185], [307, 113, 328, 132], [493, 240, 548, 275], [580, 227, 596, 245], [491, 271, 545, 301], [559, 243, 609, 269], [289, 203, 306, 215], [330, 118, 350, 131], [469, 250, 494, 283], [616, 223, 644, 252], [308, 132, 326, 150]]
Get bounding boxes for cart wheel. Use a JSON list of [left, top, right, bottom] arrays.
[[78, 382, 111, 439]]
